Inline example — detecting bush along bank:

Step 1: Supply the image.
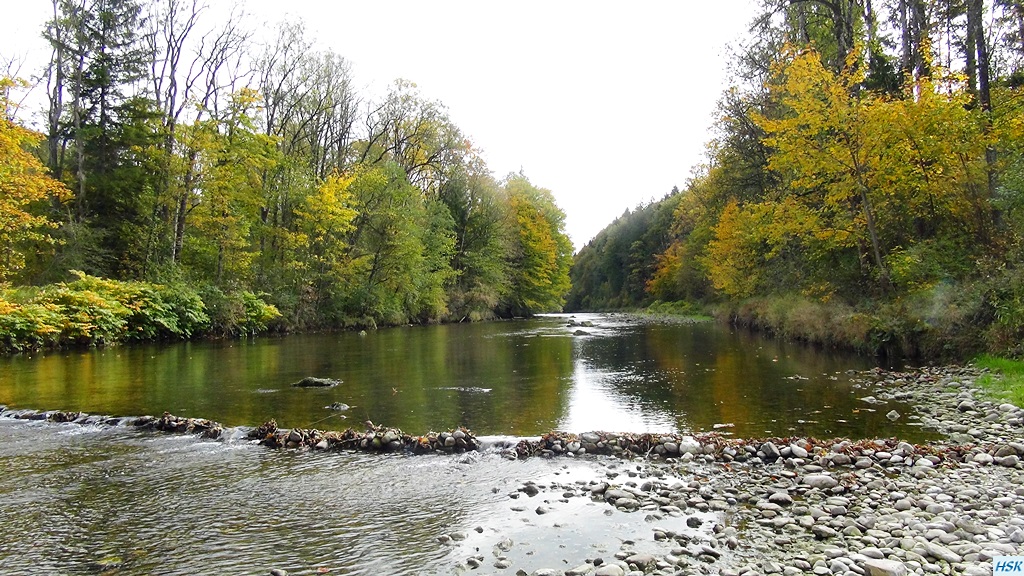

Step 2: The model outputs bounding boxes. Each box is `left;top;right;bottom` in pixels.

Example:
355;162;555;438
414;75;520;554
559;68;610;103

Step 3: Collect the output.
0;271;280;354
714;286;1024;360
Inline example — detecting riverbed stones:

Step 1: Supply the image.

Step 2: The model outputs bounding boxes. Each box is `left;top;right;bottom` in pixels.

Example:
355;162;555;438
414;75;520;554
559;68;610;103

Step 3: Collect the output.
593;564;625;576
566;563;595;575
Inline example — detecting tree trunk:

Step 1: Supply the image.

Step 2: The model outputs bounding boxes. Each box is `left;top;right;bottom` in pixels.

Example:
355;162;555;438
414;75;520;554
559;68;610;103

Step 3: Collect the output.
969;0;997;203
46;0;65;182
73;47;87;222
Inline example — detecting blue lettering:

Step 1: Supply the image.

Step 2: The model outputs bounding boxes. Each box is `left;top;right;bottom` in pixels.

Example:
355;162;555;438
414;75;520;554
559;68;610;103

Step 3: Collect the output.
995;558;1024;573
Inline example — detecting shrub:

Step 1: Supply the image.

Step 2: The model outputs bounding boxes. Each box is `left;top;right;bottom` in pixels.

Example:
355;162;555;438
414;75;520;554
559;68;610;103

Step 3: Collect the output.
199;285;280;336
0;273;213;352
0;296;63;353
39;280;130;346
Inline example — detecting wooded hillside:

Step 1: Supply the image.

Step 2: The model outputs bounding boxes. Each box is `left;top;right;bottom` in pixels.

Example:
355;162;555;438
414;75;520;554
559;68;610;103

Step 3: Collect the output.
0;0;573;347
570;0;1024;358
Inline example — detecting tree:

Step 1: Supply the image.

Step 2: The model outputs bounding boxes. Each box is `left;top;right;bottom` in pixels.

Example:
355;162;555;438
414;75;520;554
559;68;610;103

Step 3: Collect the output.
502;174;572;315
756;48;894;292
178;89;280;286
0;78;72;282
341;162;446;324
750;47;992;296
358;80;465;195
290;169;358;323
436;161;511;320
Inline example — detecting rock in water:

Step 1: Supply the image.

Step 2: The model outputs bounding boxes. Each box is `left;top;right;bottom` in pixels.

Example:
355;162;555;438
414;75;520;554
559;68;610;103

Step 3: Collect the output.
886;410;901;421
292;377;341;388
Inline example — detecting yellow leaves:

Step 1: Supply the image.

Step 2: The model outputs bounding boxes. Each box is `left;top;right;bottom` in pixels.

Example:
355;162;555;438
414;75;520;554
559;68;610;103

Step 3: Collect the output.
296;170;358;235
705;199;765;298
0;77;72;282
294;170;359;278
992;87;1024;153
744;47;993;294
505;177;573;312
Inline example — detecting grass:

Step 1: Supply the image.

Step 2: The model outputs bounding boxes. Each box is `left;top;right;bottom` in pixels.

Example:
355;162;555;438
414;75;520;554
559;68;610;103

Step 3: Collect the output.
973;354;1024;407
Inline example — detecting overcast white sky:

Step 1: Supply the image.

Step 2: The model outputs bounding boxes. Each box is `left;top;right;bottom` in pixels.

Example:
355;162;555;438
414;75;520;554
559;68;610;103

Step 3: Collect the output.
1;1;758;250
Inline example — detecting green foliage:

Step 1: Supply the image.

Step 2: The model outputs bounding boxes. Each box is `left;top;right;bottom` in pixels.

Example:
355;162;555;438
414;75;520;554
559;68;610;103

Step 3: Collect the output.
437;165;510;321
561;2;1024;360
0;296;64;353
196;285;280;337
1;1;589;347
567;191;682;311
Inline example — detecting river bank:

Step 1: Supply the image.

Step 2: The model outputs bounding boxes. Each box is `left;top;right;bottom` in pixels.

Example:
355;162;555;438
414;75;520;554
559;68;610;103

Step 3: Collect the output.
2;365;1023;575
469;365;1024;576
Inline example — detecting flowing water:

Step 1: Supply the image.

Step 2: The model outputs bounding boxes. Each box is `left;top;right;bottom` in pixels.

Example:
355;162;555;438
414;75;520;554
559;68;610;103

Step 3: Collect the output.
0;314;931;574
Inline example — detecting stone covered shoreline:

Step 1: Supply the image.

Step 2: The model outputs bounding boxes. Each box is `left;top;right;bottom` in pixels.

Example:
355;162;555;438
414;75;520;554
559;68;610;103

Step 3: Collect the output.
461;365;1024;576
3;365;1024;576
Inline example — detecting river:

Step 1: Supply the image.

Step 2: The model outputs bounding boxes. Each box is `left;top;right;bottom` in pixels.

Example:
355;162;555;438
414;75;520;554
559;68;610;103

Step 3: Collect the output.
0;314;932;574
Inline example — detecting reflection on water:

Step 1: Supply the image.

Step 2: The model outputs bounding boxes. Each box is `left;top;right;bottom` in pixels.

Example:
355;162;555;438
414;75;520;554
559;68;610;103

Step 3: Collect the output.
0;314;930;440
0;316;944;574
560;358;681;433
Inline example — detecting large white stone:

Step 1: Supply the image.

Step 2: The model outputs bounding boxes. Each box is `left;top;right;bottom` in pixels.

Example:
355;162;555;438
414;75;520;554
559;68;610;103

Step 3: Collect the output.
677;436;702;454
861;559;909;576
802;474;839;490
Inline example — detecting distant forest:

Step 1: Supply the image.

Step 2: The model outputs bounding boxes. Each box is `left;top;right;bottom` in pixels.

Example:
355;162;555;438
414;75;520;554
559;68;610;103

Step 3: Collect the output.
568;0;1024;358
1;0;573;350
